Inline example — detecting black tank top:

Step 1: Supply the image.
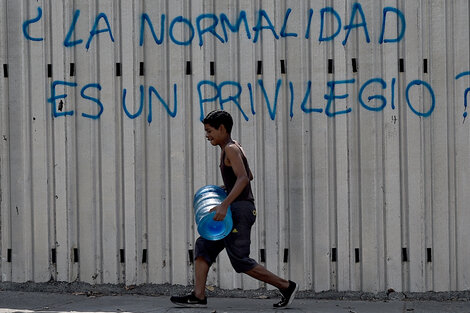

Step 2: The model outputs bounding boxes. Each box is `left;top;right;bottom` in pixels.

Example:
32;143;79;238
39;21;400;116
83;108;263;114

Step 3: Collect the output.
220;146;254;203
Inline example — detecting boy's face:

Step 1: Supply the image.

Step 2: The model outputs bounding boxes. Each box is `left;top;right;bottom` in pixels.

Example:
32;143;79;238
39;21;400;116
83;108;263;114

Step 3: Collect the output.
204;123;225;146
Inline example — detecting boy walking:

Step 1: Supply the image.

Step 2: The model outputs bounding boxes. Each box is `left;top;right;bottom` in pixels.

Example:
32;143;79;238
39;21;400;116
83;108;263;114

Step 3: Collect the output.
170;110;298;308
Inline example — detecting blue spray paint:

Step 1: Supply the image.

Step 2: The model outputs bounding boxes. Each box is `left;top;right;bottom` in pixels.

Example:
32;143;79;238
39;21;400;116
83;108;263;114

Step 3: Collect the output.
80;83;103;119
23;7;43;41
85;13;115;50
197;80;219;121
289;82;295;118
324;79;355;117
218;81;249;121
258;79;282;120
305;9;314;39
48;81;76;117
455;71;470;122
359;78;387;112
280;8;298;38
405;80;435;117
64;10;83;47
300;81;323;114
169;16;194;46
319;7;341;42
220;11;252;41
463;92;469;121
50;76;438;122
247;83;256;115
148;84;178;122
196;14;225;46
48;81;107;118
391;78;396;110
24;5;407;47
140;13;165;46
464;91;470;121
122;85;145;119
342;3;370;46
379;7;406;44
252;10;279;43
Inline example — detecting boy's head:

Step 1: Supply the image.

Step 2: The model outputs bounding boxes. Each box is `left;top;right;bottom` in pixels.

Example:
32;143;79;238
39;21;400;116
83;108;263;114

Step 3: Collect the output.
203;110;233;134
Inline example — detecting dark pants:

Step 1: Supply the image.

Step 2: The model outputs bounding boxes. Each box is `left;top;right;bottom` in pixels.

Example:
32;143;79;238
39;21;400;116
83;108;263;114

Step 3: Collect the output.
194;201;258;273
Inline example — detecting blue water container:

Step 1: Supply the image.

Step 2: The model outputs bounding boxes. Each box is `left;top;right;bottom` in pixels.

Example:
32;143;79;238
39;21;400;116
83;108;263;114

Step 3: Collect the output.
193;185;233;240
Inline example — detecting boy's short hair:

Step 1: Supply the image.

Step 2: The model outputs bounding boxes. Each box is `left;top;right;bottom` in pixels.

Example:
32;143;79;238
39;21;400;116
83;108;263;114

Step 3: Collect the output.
203;110;233;134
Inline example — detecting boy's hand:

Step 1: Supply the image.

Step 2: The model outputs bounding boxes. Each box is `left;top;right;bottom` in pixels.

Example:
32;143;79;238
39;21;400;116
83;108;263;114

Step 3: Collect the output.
210;203;228;221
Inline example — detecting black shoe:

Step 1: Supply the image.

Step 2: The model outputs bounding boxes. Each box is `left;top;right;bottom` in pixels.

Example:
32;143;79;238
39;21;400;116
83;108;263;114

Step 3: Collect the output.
273;280;299;308
170;292;207;307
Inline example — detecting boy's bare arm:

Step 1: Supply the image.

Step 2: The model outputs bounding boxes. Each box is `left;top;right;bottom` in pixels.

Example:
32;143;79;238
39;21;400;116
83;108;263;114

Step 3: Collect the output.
233;141;254;180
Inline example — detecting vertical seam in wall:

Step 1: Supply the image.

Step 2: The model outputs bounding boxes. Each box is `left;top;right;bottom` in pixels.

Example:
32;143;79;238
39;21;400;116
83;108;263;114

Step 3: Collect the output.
445;0;457;291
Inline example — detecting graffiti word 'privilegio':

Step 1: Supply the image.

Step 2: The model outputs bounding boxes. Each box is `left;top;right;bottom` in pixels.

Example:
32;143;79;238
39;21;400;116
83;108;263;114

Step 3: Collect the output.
47;77;442;123
24;3;405;48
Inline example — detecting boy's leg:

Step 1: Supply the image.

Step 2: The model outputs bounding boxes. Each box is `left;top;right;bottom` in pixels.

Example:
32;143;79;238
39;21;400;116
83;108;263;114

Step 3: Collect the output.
244;264;289;290
170;238;223;307
245;264;299;308
194;256;210;299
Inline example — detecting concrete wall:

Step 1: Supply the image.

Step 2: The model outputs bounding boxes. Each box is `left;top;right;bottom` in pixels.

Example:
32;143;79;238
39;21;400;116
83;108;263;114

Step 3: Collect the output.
0;0;469;292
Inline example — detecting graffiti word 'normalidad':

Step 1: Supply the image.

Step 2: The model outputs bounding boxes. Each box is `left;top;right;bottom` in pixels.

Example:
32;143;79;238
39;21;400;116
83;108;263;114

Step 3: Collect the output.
24;3;405;48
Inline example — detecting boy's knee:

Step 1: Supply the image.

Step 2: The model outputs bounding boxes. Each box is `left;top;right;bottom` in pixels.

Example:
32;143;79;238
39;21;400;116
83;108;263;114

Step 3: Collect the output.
195;255;212;269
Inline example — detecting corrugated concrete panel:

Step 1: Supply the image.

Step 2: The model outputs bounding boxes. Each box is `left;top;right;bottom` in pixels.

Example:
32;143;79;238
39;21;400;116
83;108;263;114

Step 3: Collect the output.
0;0;469;292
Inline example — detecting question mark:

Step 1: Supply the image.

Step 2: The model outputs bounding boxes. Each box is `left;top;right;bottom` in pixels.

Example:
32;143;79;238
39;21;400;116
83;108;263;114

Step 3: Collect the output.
463;91;469;121
455;71;470;123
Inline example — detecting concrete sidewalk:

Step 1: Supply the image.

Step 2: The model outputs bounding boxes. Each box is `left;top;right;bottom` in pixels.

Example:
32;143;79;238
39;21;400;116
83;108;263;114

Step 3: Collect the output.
0;291;469;313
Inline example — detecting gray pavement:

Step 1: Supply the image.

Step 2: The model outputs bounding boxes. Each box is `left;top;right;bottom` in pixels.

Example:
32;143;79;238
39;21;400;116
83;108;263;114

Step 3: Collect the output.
0;290;469;313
